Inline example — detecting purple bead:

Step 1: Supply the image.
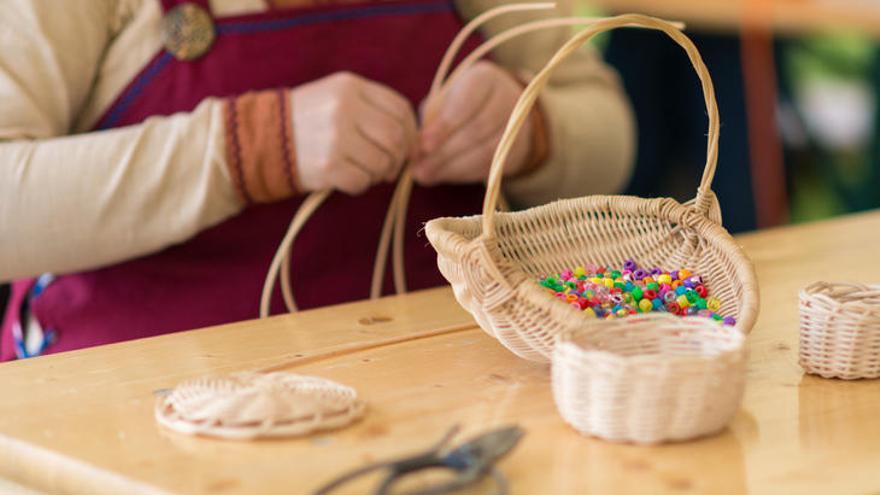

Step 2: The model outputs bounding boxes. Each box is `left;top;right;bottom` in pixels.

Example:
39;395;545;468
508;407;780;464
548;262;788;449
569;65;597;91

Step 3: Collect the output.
633;268;648;280
689;275;703;285
623;259;638;271
650;267;663;276
671;270;679;280
723;316;736;326
683;279;696;288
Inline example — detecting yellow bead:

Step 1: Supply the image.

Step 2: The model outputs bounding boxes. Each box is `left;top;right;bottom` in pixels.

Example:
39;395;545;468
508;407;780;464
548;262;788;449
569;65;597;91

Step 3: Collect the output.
604;278;614;288
574;266;586;277
658;274;672;285
583;307;596;317
707;297;721;311
679;269;692;280
638;298;653;312
677;295;690;308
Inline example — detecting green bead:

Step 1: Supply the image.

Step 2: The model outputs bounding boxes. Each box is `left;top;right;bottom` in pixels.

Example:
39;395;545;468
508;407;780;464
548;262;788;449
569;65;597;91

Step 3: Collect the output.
646;282;660;291
611;270;622;279
631;287;644;301
696;299;708;310
686;291;697;303
712;314;723;321
614;282;625;290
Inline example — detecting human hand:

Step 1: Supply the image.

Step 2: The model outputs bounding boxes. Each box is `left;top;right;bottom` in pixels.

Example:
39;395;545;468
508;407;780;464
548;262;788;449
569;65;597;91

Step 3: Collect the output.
411;61;536;185
292;72;418;195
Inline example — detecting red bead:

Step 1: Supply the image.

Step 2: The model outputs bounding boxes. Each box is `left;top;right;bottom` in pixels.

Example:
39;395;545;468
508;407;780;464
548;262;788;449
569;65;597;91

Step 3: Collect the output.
642;289;658;300
666;302;680;314
695;284;708;298
610;287;622;294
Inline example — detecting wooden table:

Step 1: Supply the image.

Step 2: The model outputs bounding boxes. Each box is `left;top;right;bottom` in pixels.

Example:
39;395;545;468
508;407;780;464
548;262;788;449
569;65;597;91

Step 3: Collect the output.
2;211;880;495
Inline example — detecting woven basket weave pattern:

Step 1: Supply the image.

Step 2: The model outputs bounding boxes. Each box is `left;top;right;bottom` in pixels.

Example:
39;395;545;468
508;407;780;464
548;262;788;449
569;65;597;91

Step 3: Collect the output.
155;372;365;440
425;15;759;362
552;316;747;444
799;282;880;380
430;196;756;361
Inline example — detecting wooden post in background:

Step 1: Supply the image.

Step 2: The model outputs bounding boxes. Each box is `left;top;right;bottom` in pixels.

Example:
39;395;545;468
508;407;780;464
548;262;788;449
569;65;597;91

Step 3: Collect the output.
741;0;789;227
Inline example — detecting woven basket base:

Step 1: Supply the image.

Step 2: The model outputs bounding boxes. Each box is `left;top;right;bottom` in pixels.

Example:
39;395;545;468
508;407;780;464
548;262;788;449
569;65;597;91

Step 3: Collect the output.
154;372;365;440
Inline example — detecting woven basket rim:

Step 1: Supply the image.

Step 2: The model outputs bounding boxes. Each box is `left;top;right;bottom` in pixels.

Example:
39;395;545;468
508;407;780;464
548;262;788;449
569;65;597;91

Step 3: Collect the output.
427;194;760;334
800;281;880;314
555;314;745;366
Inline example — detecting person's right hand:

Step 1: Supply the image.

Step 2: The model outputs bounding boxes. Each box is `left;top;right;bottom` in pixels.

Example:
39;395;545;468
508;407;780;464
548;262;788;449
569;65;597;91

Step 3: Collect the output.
292;72;418;195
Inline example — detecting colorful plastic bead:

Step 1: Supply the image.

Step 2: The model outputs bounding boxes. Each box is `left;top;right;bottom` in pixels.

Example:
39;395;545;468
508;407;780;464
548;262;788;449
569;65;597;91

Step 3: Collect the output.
538;261;734;325
707;297;721;311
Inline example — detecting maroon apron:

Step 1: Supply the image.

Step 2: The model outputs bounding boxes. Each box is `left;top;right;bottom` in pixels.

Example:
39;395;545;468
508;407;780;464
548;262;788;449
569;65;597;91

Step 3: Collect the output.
1;0;485;360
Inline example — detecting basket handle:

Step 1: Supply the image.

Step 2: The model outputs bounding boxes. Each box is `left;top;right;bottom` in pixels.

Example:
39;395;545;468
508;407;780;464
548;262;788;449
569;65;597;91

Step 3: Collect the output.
380;13;670;298
481;14;720;237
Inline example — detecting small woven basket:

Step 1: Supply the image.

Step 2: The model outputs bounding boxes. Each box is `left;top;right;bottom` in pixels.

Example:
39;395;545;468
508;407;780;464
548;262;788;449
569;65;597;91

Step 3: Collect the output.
425;14;759;362
799;281;880;380
552;315;747;444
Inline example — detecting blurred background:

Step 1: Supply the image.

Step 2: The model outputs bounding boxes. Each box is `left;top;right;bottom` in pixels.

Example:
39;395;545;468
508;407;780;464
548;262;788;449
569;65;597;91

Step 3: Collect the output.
579;0;880;233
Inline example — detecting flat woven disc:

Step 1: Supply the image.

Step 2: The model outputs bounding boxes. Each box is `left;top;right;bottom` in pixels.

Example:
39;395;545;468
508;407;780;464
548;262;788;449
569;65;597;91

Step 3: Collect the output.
155;372;365;440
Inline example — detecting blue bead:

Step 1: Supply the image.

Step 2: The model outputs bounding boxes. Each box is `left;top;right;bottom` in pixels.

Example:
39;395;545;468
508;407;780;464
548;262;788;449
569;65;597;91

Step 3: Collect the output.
652;298;663;309
675;286;687;296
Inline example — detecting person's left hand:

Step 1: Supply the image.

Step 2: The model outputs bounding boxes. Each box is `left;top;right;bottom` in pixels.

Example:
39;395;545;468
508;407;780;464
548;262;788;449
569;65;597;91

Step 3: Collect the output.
411;61;535;185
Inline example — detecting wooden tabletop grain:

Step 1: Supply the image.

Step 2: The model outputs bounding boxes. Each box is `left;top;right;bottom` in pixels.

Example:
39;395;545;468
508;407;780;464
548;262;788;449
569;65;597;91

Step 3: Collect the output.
2;210;880;495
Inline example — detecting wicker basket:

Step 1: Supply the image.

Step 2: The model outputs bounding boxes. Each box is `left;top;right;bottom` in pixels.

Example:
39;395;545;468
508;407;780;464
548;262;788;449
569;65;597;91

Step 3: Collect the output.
799;281;880;380
424;14;759;362
552;315;747;444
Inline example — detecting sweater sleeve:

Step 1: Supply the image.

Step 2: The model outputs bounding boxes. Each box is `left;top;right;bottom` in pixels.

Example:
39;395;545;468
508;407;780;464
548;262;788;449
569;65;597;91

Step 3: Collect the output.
454;0;637;207
0;0;272;282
